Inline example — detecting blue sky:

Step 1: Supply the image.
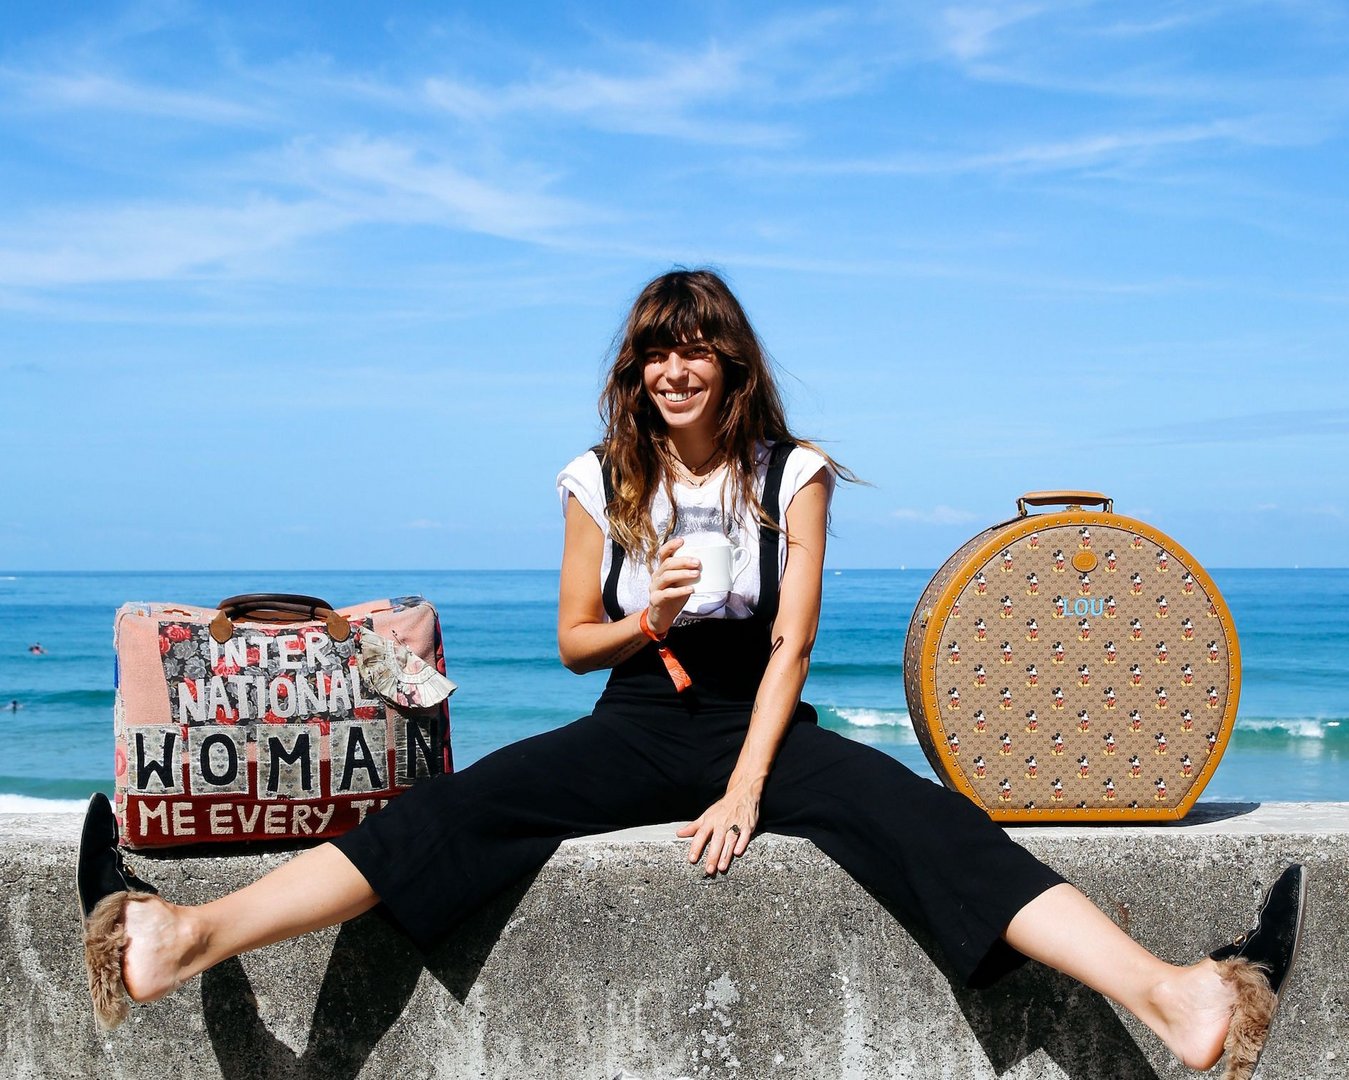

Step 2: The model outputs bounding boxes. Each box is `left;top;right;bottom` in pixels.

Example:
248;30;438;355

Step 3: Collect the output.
2;1;1347;570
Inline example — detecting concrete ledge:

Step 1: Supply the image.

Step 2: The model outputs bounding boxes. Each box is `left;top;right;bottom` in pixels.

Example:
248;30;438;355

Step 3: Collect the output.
2;803;1346;1080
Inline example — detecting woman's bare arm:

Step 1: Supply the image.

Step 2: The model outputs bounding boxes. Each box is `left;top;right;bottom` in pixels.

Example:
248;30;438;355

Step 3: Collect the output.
556;496;700;673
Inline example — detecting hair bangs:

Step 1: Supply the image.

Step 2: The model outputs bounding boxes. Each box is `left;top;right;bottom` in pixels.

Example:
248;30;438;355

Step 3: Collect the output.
630;275;733;356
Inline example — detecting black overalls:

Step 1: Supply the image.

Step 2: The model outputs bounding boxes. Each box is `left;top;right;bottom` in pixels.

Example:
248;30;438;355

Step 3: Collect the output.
333;447;1065;987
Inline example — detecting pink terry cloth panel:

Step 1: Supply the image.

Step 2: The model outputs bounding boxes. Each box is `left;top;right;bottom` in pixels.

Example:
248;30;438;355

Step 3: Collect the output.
114;607;176;729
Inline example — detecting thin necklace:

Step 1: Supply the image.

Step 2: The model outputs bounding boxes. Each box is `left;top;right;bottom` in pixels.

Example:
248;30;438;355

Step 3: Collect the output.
672;448;723;487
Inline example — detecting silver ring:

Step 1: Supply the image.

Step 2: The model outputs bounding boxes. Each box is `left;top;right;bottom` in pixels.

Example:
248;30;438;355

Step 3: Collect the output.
729;824;741;836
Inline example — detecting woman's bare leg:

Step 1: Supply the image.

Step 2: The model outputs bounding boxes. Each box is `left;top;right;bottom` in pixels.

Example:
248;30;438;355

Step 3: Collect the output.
1004;883;1235;1070
121;843;377;1003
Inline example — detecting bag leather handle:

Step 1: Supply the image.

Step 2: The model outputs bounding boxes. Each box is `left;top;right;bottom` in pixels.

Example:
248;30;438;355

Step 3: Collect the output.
210;593;351;644
1016;490;1113;517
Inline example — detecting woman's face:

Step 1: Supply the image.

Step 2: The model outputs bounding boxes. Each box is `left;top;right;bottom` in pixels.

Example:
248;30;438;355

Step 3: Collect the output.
641;339;725;437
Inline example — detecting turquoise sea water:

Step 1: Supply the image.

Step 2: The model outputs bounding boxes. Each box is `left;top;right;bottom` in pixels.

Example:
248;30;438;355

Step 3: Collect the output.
0;569;1345;806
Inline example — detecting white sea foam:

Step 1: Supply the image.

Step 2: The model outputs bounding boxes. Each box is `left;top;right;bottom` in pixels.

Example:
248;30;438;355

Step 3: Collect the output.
1237;718;1336;740
834;707;910;727
829;708;920;743
0;795;85;813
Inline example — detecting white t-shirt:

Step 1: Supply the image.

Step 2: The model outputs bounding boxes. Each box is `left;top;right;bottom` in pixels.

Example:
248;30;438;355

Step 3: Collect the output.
556;443;834;623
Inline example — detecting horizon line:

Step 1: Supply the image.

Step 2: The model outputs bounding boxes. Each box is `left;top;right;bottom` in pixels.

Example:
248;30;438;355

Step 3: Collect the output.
3;566;1347;575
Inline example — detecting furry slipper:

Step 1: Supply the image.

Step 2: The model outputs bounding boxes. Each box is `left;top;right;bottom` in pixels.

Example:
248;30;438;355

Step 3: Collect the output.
1211;865;1308;1080
84;891;157;1031
1216;957;1276;1080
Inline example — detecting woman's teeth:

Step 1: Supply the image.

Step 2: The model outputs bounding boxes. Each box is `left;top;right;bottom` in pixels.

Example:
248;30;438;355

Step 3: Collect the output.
664;390;692;402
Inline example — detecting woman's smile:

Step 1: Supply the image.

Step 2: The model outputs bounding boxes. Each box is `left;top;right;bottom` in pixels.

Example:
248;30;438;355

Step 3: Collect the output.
656;386;702;408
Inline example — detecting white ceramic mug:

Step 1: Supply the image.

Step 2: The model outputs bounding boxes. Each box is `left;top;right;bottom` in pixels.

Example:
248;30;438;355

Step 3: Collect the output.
680;534;750;611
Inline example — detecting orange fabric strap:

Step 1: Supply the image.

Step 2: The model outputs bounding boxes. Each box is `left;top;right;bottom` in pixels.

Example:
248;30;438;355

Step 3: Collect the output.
638;607;666;641
639;609;692;692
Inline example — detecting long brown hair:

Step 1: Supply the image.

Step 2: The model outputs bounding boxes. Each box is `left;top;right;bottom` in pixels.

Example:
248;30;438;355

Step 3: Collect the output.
599;269;849;561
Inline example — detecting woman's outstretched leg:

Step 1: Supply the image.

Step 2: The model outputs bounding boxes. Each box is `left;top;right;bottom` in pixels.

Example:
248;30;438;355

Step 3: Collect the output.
119;843;376;1004
1004;882;1237;1071
756;721;1291;1080
93;710;691;1027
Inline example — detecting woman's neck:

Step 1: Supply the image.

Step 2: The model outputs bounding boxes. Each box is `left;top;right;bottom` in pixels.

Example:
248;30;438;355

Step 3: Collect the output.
666;432;721;474
661;423;717;461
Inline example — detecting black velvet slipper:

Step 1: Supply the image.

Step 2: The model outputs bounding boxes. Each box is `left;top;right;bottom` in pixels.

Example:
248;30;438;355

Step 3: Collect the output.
1210;864;1307;1080
78;793;159;1030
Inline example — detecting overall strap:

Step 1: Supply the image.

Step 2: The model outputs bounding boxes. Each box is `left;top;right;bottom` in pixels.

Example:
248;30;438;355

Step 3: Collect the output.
598;442;797;625
596;449;626;623
756;440;797;626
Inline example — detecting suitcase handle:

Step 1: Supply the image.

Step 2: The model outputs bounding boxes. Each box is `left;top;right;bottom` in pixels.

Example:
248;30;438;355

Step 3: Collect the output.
210;593;351;644
1016;490;1113;516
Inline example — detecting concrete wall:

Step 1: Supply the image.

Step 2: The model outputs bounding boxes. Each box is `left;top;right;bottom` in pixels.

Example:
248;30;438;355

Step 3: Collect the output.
3;803;1345;1080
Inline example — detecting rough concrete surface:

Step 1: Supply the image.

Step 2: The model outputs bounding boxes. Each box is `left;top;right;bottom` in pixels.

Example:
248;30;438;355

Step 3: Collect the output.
2;803;1346;1080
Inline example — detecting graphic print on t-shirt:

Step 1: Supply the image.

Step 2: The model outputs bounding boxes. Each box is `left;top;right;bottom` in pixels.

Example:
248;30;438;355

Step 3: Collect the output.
672;504;740;545
671;504;749;620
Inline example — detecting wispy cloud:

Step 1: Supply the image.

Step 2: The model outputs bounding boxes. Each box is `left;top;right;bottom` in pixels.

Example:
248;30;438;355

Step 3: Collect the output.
0;197;347;287
939;3;1061;62
423;42;793;145
932;1;1349;122
0;67;267;125
940;0;1242;55
778;119;1258;178
1091;10;1219;38
301;135;598;240
891;505;981;525
1103;408;1349;447
419;8;894;146
0;132;603;289
965;121;1256;168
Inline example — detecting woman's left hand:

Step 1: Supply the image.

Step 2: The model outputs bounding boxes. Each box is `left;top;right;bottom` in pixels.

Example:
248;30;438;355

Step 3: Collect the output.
677;780;761;876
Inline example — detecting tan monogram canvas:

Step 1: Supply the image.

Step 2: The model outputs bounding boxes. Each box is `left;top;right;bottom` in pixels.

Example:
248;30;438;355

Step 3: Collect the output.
903;493;1239;822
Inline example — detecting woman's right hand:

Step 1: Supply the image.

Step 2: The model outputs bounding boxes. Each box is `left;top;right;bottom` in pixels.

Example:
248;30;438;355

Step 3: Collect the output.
646;537;700;636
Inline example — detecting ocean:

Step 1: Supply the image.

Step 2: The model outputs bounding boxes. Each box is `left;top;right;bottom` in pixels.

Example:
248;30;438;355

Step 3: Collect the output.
1;569;1345;811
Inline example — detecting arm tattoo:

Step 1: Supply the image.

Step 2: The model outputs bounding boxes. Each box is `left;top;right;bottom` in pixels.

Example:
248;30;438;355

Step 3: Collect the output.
600;637;646;668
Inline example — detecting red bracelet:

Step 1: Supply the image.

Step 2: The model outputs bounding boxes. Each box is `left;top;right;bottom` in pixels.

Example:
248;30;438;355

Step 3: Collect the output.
639;608;667;641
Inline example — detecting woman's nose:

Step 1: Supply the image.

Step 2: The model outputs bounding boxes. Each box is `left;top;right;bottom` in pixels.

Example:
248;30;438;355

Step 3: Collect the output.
662;350;687;377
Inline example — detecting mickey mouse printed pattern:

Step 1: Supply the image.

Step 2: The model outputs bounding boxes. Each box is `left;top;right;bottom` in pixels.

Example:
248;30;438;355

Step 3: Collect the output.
903;492;1240;822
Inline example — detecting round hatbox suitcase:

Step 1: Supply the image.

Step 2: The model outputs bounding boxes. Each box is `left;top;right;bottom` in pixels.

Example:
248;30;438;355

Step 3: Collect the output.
902;491;1240;821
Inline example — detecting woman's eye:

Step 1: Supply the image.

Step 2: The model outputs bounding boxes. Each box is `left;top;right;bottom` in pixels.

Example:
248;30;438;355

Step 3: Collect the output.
643;345;714;363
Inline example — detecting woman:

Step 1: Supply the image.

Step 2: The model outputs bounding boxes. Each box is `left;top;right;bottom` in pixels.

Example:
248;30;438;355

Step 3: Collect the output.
82;269;1297;1080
